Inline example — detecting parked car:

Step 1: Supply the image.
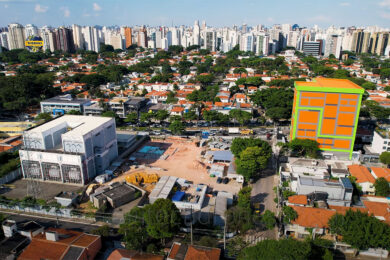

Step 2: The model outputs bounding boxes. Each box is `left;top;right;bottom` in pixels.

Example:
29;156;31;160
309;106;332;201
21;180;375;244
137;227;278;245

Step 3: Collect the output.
216;177;222;184
222;178;229;184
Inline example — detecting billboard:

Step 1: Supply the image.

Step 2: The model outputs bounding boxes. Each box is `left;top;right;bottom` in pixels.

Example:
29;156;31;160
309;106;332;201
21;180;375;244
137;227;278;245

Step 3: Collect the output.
25;35;44;52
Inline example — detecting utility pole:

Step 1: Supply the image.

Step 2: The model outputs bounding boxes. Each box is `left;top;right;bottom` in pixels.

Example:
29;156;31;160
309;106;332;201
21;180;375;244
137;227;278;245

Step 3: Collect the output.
223;221;227;250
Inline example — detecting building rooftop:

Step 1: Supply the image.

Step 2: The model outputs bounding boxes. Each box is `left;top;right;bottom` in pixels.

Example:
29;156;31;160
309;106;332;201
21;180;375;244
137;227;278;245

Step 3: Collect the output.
41;94;91;104
371;167;390;182
348;165;376;184
291;206;336;228
299;176;351;189
289;158;327;168
295;78;364;94
102;183;135;200
107;248;164;260
288;195;308;205
24;115;113;138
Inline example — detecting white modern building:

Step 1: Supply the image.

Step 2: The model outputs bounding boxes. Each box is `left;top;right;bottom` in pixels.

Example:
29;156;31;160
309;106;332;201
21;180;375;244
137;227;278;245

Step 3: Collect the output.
19;115;118;185
369;130;390;154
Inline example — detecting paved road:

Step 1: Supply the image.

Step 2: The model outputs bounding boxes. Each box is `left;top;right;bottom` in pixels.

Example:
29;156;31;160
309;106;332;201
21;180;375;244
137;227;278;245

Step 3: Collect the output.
250;152;279;239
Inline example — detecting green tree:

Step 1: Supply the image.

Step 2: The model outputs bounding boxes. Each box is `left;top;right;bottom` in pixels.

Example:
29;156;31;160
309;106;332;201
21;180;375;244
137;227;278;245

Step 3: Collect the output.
124;112;138;124
374;177;390;197
90;225;110;237
67;110;82;115
229;109;252;126
236;146;270;180
231;138;272;158
169;120;185;135
35;112;52;122
154;110;169;123
237;187;252;210
282;206;297;224
380;151;390;165
262;210;276;230
183;110;197;121
198;236;218;248
143;199;181;244
238;239;312;260
119;208;148;250
328;210;390;250
289;138;320;158
226;236;248;258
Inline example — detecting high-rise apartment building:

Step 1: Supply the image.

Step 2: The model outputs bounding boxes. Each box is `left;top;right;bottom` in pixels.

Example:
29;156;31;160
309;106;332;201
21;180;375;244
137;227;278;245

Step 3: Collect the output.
290;78;364;159
24;24;38;37
193;20;200;46
0;32;9;50
302;41;321;56
72;24;84;50
53;27;75;53
324;35;342;59
124;27;132;48
8;23;25;50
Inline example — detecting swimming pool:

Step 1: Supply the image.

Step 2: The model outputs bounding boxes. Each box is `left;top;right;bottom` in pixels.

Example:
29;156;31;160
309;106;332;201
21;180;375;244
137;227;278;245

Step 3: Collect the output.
138;145;165;155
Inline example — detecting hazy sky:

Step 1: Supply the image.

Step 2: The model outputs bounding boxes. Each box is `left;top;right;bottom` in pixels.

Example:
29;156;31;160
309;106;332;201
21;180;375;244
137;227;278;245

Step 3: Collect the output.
1;0;390;28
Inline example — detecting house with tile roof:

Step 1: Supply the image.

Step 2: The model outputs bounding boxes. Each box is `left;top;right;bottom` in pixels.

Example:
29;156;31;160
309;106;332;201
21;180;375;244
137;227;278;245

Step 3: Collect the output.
370;167;390;182
18;228;101;260
167;242;221;260
347;165;376;194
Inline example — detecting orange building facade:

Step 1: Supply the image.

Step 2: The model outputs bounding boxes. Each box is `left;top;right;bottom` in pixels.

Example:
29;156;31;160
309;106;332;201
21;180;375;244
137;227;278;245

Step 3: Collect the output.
290;78;364;159
124;27;132;48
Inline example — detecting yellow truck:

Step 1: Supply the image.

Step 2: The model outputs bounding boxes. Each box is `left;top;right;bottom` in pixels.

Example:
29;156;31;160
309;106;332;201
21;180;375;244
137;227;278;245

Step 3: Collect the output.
240;129;254;135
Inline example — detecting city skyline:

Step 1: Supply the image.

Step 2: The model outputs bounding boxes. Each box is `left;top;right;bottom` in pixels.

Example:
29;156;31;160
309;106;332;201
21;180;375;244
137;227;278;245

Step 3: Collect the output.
1;0;390;28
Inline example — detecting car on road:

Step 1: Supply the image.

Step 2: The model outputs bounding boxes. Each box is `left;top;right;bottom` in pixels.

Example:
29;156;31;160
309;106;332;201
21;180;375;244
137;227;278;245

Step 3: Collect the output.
222;178;229;184
253;202;261;214
216;177;222;184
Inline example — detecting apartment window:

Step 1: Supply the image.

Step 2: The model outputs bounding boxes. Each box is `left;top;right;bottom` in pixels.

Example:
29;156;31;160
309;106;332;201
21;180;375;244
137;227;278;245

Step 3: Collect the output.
95;132;100;137
384;141;388;144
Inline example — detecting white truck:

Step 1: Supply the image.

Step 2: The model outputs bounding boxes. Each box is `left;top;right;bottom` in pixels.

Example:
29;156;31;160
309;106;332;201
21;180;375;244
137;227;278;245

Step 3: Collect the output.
228;127;240;134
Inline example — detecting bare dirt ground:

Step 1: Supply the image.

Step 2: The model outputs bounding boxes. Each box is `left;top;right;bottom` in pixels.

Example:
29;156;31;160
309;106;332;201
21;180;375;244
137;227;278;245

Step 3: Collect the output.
112;137;242;195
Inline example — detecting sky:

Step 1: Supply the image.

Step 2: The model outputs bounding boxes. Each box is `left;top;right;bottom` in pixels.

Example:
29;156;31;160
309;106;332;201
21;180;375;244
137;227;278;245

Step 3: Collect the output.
0;0;390;28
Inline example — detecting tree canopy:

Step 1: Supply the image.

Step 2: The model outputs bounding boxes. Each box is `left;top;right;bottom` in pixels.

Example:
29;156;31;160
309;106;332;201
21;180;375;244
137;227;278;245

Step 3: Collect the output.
329;210;390;250
374;177;390;197
238;239;312;260
289;138;320;158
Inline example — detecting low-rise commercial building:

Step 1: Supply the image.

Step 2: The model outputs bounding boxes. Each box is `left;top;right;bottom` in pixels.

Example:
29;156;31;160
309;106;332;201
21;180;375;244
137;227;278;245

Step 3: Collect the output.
40;94;91;115
19;115;118;185
296;176;353;206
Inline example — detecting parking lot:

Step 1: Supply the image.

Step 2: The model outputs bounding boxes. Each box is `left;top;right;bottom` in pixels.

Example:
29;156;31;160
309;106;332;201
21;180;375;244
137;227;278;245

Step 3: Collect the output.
1;179;83;201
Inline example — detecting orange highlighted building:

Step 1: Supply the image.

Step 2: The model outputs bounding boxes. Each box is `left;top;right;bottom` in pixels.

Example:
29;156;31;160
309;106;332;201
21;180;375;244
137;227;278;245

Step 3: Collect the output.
290;78;364;159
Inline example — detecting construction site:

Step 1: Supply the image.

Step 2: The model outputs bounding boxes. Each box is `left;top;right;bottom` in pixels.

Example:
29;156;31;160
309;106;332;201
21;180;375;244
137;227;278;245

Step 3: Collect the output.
111;137;242;195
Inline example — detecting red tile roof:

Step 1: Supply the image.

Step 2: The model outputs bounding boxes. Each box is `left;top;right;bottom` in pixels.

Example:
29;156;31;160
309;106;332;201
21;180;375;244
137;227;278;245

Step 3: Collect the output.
108;248;164;260
288;195;308;205
185;245;221;260
291;206;336;228
348;165;376;184
371;167;390;182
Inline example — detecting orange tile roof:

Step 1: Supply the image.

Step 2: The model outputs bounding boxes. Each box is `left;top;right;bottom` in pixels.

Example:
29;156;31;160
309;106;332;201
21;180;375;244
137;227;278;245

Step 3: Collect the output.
370;167;390;182
18;239;69;260
348;165;376;184
288;195;308;205
108;249;164;260
240;103;251;108
184;245;221;260
291;206;336;228
168;243;181;259
171;107;184;113
362;200;390;224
